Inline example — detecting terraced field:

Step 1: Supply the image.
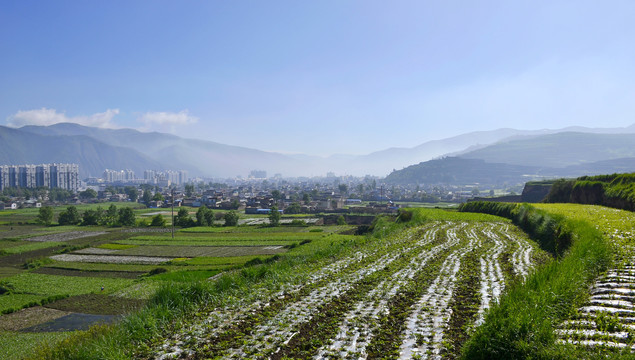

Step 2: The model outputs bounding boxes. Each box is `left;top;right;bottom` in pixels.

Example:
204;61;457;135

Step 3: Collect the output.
153;221;547;359
534;204;635;352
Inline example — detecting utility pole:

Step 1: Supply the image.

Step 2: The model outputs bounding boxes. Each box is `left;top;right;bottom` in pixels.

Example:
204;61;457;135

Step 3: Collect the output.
171;187;175;239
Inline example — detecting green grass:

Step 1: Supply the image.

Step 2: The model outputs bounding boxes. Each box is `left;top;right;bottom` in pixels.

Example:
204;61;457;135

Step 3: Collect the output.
43;261;164;273
0;241;64;255
2;273;135;297
117;238;299;246
0;332;73;360
106;245;287;258
149;269;220;282
97;243;137;250
0;294;45;314
179;225;343;234
459;202;612;359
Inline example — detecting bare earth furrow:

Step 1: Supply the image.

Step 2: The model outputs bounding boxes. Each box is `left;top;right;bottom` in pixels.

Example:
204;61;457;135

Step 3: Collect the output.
399;224;476;359
315;226;457;359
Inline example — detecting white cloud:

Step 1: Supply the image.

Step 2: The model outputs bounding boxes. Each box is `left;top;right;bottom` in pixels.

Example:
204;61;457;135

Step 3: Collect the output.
7;108;120;128
138;110;199;133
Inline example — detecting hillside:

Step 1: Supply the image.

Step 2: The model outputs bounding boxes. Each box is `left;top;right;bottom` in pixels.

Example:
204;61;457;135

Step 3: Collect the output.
384;132;635;185
19;123;305;178
10;124;635;179
460;132;635;167
383;157;543;185
0;126;162;177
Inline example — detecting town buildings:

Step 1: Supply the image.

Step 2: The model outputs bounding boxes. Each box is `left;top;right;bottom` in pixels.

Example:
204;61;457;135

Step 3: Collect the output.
0;163;79;191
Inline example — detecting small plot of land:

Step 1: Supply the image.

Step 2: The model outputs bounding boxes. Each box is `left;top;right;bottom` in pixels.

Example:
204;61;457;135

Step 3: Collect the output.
24;231;107;242
32;267;145;279
22;313;121;332
93;245;286;257
44;294;145;315
0;307;71;332
50;254;173;265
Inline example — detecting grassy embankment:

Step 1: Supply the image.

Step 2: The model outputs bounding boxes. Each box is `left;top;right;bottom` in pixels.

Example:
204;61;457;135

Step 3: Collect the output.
544;172;635;211
458;202;612;359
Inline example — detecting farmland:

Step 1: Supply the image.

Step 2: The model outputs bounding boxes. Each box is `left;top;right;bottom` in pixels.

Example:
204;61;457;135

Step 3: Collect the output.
144;218;547;359
2;202;633;359
0;205;332;360
534;204;635;354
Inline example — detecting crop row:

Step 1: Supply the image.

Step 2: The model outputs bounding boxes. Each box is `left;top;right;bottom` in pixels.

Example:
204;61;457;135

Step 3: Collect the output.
151;221;543;359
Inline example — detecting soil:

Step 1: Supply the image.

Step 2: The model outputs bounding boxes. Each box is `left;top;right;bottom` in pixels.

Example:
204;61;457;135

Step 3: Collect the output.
0;246;66;267
0;306;71;331
20;312;121;332
25;231;107;242
44;293;146;315
33;267;145;279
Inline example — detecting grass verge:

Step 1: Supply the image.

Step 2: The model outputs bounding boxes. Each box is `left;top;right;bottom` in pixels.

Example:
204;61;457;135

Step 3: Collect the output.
458;202;612;359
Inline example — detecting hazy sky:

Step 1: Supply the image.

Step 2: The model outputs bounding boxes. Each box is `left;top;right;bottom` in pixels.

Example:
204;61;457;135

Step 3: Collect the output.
1;1;634;156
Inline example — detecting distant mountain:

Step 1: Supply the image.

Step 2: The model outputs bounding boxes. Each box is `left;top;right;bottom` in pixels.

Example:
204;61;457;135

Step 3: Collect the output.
384;157;543;185
0;126;162;177
10;122;635;179
19;123;307;178
385;132;635;185
332;124;635;176
460;132;635;168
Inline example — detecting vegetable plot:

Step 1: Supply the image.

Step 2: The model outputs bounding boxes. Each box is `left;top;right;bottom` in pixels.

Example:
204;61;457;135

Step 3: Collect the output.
153;221;544;359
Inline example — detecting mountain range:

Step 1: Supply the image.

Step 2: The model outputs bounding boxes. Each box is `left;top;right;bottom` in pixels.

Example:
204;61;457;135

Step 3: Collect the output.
1;122;634;180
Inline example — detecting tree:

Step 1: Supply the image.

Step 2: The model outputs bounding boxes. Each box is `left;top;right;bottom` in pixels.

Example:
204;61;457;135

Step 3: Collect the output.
185;184;195;197
338;184;348;195
230;199;241;210
175;207;195;227
58;206;81;225
81;208;104;226
271;190;281;202
285;202;302;214
150;214;166;227
153;192;164;202
196;205;213;226
103;204;118;226
142;190;152;204
224;210;239;226
125;186;139;202
302;193;311;205
37;206;54;226
269;205;281;227
337;215;347;225
117;207;136;226
79;188;97;199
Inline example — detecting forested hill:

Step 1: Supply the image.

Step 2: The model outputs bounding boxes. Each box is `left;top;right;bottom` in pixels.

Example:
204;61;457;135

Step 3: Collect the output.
543;173;635;211
383;157;542;185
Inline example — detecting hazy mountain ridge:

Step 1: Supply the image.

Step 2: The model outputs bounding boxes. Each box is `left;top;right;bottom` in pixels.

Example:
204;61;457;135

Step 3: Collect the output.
385;131;635;185
0;126;162;177
9;122;635;179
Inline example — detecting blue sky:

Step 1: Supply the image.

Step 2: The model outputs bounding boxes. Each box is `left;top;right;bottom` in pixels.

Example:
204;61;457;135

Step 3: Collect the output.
1;1;634;156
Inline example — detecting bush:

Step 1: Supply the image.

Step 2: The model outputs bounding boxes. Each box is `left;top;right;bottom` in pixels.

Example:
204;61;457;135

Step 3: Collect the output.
289;219;307;226
148;267;168;276
224;211;239;226
150;214;166;227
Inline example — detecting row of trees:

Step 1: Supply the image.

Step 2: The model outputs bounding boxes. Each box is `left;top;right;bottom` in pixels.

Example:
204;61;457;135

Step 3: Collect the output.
173;205;241;228
37;205;136;227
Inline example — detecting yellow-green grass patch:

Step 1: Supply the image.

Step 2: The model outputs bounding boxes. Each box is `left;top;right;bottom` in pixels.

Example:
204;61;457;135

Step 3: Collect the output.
112;245;287;257
97;243;137;250
2;273;135;297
